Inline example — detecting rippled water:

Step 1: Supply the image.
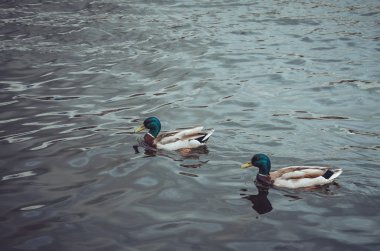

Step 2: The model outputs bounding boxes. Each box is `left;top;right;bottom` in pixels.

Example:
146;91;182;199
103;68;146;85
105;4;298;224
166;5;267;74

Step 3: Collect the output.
1;0;380;250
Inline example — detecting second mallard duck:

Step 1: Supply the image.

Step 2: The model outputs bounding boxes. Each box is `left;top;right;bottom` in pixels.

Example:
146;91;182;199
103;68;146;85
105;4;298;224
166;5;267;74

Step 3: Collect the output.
135;117;214;151
241;154;342;189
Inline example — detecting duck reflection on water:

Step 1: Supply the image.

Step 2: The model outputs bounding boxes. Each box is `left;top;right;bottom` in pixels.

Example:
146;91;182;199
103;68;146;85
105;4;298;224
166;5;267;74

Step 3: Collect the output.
241;179;273;215
134;140;209;155
133;138;210;168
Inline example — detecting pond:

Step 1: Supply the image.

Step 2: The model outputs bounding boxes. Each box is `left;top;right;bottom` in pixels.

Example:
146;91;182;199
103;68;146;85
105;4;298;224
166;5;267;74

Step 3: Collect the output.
1;0;379;250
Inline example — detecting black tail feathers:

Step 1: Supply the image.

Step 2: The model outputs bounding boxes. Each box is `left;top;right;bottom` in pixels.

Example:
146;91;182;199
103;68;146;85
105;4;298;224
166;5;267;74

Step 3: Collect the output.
322;170;334;179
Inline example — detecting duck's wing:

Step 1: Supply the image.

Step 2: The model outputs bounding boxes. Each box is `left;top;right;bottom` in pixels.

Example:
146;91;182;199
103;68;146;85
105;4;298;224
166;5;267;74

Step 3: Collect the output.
157;126;207;144
271;166;342;188
155;127;214;150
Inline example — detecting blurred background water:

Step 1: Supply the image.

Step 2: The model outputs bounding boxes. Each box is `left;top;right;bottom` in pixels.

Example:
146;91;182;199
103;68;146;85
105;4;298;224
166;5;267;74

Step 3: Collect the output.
1;0;380;250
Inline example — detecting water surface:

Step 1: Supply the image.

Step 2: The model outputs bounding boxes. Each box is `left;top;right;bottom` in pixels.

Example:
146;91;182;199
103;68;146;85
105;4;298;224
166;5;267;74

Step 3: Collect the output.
1;0;380;250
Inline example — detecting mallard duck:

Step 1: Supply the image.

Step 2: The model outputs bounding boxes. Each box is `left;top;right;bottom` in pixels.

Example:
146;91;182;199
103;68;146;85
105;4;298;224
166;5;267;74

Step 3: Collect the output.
241;154;342;189
134;117;214;151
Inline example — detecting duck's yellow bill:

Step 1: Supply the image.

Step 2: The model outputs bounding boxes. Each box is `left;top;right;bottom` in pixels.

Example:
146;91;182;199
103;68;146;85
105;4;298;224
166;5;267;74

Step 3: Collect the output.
241;161;253;169
135;124;146;133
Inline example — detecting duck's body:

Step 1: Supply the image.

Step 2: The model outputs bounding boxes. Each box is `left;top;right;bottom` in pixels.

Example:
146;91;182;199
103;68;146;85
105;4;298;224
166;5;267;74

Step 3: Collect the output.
135;117;214;151
242;154;342;189
268;165;342;188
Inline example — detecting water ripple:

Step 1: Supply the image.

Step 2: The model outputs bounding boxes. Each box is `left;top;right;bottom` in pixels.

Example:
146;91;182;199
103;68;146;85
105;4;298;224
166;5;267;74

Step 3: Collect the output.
2;171;37;181
1;0;379;250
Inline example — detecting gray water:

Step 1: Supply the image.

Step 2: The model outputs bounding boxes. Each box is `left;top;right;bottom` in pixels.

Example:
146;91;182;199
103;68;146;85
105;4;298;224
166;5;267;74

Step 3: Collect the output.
1;0;380;250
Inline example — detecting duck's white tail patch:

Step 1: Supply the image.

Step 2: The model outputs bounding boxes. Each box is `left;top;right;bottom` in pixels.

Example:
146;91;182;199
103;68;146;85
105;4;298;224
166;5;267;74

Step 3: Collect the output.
201;129;214;142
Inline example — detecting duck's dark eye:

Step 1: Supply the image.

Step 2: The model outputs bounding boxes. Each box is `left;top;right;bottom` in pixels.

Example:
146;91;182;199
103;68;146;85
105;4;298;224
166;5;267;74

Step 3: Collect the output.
252;155;260;162
144;119;152;127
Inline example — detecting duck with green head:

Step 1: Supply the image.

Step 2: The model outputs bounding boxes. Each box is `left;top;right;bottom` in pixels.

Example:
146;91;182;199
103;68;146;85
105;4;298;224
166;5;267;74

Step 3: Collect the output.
241;154;342;188
135;117;214;151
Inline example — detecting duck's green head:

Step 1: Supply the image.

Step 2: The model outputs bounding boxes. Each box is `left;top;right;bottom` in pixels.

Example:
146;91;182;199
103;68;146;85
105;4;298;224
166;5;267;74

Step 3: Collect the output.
135;117;161;138
241;154;271;175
